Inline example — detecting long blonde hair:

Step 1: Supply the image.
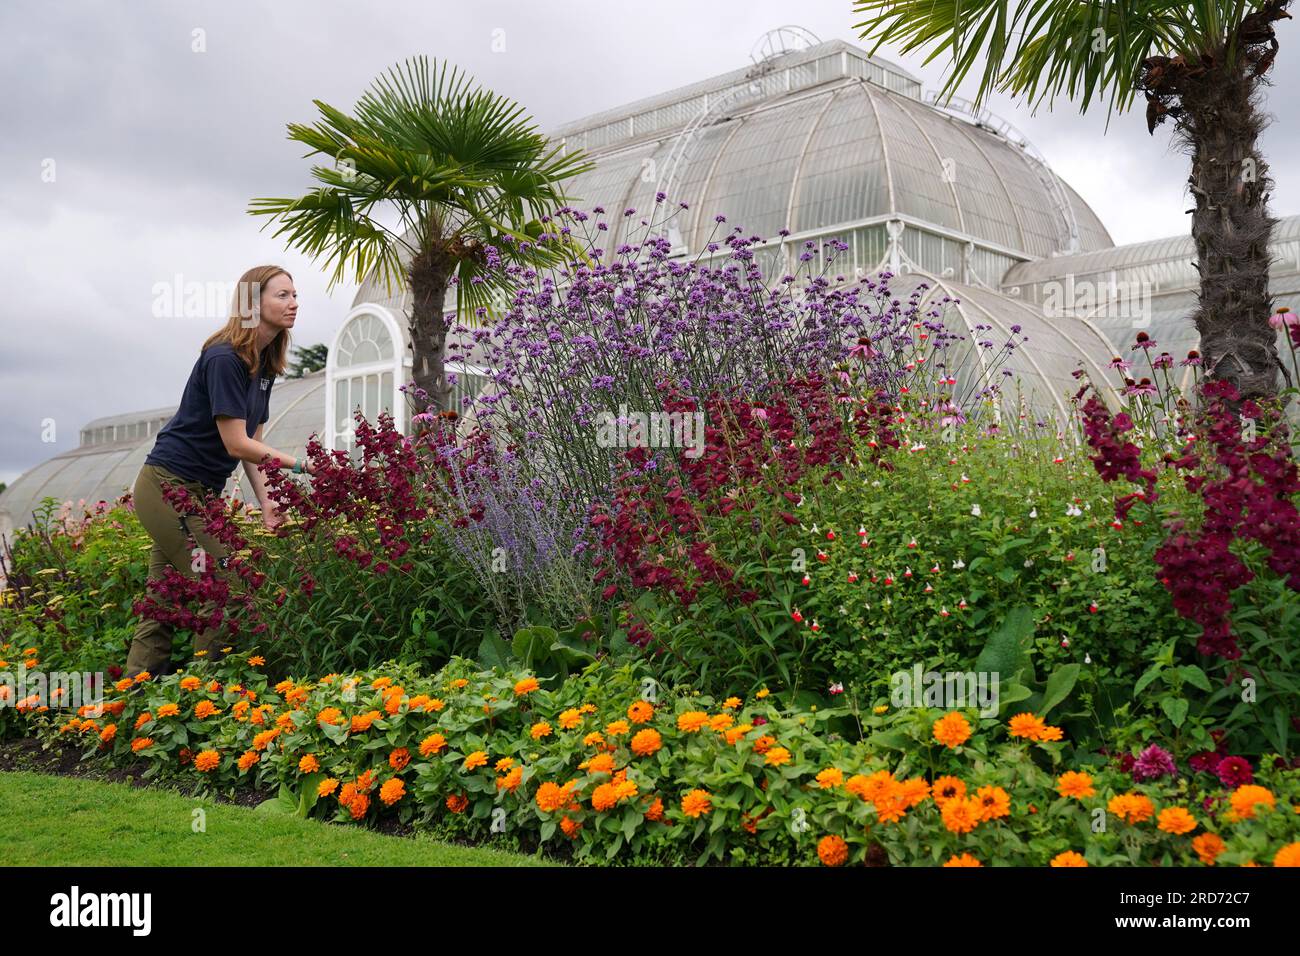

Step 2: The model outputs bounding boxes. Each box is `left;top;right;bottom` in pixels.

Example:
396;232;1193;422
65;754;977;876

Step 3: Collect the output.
201;265;293;375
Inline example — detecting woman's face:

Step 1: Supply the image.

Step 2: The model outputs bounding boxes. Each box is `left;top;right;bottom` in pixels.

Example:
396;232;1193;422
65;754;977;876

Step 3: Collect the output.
259;272;297;335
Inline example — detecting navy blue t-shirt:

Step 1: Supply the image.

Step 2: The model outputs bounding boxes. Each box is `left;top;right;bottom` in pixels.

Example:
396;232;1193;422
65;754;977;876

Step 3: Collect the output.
145;342;275;494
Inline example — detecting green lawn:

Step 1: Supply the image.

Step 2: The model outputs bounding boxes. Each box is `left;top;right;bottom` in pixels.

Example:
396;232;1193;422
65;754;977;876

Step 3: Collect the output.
0;771;554;866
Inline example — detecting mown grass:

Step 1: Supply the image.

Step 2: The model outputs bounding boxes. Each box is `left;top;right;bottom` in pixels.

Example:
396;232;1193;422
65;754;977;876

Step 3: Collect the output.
0;771;555;866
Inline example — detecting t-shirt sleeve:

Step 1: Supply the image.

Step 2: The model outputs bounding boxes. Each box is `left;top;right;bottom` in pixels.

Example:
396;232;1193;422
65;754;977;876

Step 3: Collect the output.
206;353;250;421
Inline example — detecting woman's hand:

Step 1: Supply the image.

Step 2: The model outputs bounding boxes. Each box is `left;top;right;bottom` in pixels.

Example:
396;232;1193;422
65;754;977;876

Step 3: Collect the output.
262;502;286;531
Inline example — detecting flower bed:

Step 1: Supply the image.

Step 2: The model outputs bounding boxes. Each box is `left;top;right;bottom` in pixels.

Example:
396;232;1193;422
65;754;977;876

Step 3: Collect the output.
9;652;1298;866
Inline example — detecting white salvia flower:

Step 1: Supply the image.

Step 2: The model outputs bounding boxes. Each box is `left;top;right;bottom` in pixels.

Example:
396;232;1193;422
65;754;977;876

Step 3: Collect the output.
1084;653;1092;664
953;557;966;569
1029;508;1038;518
970;503;982;517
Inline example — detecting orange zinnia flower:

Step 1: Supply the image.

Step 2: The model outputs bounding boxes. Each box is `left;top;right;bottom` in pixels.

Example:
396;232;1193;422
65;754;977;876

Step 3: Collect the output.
419;733;447;757
156;702;180;718
298;754;320;774
604;719;630;737
627;700;654;724
631;728;662;757
513;676;540;696
931;775;966;806
497;766;523;793
944;853;982;867
349;793;370;819
446;793;469;813
1229;785;1275;820
1192;832;1225;865
463;750;488;771
816;767;844;789
1157;806;1198;835
941;796;982;834
817;834;849;867
644;797;665;821
559;708;583;730
131;737;154;752
316;707;342;726
1050;851;1088;867
237;750;259;772
535;782;573;813
1273;842;1300;867
559;815;582;838
318;777;339;798
974;785;1010;821
1008;712;1046;739
389;748;410;771
1057;771;1096;800
932;711;972;749
681;789;713;818
194;750;220;773
379;778;405;806
676;711;709;733
530;721;552;740
179;676;201;692
765;747;791;767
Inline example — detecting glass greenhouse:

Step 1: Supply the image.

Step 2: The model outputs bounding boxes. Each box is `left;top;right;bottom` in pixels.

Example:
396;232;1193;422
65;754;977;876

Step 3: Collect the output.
4;35;1299;545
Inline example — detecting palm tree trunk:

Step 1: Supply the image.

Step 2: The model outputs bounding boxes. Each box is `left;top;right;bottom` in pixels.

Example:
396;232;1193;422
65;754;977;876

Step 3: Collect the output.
1179;62;1279;399
408;248;455;418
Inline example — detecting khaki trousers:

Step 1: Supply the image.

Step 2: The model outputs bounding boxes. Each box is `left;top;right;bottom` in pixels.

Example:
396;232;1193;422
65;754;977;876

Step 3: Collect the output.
123;463;233;677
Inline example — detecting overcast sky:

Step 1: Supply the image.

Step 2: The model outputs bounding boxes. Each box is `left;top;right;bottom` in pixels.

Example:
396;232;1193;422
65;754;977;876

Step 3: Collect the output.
3;0;1298;485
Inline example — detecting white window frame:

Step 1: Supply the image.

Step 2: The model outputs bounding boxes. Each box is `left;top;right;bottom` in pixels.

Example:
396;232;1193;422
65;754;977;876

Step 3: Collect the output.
325;304;411;453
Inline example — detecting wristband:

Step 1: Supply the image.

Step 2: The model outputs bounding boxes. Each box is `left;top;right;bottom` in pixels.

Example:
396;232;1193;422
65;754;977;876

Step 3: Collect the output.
291;460;304;475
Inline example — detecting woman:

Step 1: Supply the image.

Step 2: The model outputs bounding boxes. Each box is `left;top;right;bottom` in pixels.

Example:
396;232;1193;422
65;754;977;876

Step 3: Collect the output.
124;265;314;678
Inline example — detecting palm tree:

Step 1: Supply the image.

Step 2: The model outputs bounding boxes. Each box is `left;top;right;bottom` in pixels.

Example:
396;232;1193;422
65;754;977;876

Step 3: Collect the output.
852;0;1292;399
250;56;593;415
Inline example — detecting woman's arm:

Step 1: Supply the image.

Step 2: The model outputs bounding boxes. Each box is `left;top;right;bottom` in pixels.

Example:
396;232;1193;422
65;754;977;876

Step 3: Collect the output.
216;416;313;473
241;424;280;527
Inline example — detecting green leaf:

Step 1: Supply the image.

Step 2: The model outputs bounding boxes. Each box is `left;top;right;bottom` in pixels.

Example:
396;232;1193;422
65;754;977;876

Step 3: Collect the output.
973;605;1034;683
1177;665;1212;692
1161;697;1189;728
476;630;512;670
512;625;558;668
1039;664;1080;717
1133;663;1164;698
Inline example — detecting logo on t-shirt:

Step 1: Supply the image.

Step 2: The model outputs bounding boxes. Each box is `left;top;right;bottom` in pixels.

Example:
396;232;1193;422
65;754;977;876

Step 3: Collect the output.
259;377;271;391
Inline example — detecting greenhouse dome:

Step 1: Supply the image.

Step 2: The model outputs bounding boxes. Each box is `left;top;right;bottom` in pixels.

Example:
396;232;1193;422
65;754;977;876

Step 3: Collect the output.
5;31;1300;545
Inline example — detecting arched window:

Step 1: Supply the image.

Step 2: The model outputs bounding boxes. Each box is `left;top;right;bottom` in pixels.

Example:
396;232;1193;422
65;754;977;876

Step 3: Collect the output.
326;306;408;455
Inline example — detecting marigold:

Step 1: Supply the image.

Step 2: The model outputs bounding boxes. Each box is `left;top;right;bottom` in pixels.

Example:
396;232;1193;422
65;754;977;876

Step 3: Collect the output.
584;752;615;775
932;711;972;749
194;750;220;773
932;775;966;806
941;796;982;834
627;700;654;724
1008;712;1047;739
1050;851;1088;867
349;793;370;819
463;750;488;771
155;702;179;718
816;767;844;789
1057;771;1096;800
1273;842;1300;867
1157;806;1198;835
389;748;410;771
318;777;339;798
497;766;523;793
899;777;932;808
379;778;405;806
631;728;662;757
530;721;552;740
1229;785;1276;820
765;747;792;767
974;785;1010;821
817;834;849;867
237;750;259;772
513;676;540;696
681;788;713;818
676;711;709;733
645;797;665;821
446;793;469;813
419;733;447;757
709;713;735;732
1108;792;1156;824
1192;832;1225;866
535;782;573;813
944;853;982;867
131;737;154;752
